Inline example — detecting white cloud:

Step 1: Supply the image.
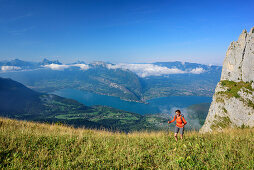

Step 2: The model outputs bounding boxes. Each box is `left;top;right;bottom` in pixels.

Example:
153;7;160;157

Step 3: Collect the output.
72;64;89;70
1;66;21;71
107;64;206;77
107;63;186;77
43;64;89;71
43;64;70;70
189;67;205;74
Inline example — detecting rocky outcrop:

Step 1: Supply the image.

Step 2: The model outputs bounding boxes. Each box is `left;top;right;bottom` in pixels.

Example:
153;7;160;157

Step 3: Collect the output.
200;27;254;133
221;27;254;82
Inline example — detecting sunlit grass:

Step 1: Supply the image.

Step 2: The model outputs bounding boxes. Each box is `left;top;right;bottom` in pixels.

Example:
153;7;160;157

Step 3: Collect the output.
0;117;253;169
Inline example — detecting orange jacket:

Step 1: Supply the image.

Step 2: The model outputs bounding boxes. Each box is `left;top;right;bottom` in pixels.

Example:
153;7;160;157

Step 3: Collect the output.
168;114;187;128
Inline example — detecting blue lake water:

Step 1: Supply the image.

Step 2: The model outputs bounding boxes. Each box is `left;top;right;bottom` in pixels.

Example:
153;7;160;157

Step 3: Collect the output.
53;89;212;115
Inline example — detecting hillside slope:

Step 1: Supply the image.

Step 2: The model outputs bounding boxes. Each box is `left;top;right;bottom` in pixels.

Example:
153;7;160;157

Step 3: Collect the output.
0;77;163;132
200;27;254;133
0;117;253;169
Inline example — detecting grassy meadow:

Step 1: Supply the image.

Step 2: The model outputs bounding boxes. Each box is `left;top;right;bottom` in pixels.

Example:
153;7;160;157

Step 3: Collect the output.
0;117;253;169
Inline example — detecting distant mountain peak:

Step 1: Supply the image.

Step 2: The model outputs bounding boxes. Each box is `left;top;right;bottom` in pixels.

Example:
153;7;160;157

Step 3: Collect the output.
40;58;62;65
90;61;111;67
72;60;86;64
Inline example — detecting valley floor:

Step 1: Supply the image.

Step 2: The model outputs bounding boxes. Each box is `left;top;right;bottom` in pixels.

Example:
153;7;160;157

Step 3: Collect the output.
0;117;253;169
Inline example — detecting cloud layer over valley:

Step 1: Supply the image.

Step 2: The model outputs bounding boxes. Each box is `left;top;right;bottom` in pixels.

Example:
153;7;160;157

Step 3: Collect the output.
107;63;205;77
0;59;210;77
43;64;89;70
1;66;21;71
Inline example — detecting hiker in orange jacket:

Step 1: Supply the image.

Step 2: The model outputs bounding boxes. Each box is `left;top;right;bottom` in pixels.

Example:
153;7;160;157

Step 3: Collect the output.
168;110;187;141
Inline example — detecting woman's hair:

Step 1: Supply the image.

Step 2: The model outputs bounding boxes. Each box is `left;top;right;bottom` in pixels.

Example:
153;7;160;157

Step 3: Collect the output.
175;110;181;113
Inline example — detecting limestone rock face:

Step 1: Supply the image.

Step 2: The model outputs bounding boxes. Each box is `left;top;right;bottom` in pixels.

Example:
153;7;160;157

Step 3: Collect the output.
242;27;254;82
200;27;254;133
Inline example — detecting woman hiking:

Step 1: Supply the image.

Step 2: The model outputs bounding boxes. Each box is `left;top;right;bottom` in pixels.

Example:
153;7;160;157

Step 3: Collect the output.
168;110;187;141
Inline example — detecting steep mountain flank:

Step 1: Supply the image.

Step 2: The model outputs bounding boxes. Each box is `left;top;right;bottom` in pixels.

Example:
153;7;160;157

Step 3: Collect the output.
0;77;166;132
200;27;254;133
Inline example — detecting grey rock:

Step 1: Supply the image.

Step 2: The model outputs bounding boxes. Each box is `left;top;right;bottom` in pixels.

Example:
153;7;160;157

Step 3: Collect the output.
220;30;247;81
200;27;254;133
242;27;254;82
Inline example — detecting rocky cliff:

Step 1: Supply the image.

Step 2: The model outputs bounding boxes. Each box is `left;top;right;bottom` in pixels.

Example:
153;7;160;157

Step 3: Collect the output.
200;27;254;133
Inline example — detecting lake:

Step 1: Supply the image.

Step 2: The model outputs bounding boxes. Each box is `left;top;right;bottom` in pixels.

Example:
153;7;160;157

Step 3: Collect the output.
53;89;212;115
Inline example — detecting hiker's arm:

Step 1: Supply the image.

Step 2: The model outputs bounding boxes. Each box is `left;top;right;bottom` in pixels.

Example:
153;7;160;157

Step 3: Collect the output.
168;116;176;123
182;116;187;125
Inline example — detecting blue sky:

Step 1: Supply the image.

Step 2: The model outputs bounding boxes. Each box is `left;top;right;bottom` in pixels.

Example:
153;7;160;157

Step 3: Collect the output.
0;0;253;65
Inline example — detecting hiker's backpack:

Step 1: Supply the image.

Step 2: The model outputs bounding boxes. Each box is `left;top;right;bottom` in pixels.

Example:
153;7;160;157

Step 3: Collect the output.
174;114;184;123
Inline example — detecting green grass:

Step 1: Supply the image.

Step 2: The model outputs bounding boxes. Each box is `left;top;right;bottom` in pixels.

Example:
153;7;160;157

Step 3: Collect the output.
247;99;254;109
211;115;232;130
219;80;253;98
222;107;228;113
218;80;254;109
0;117;253;169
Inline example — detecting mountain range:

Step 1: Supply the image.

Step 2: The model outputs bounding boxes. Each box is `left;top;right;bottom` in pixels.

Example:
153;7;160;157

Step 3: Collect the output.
0;59;222;102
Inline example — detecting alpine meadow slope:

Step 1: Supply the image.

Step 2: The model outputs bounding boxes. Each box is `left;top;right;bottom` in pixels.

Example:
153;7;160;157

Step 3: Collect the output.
0;117;253;169
0;77;167;132
200;27;254;133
